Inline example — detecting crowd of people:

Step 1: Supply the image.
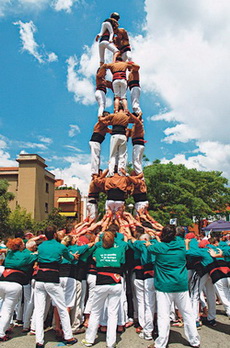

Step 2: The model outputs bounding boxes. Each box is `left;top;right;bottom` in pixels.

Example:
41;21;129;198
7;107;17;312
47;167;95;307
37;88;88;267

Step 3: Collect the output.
0;11;229;348
0;212;229;348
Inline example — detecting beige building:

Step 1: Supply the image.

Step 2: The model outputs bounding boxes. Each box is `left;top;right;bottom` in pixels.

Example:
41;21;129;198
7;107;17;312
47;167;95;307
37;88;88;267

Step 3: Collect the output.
0;154;55;221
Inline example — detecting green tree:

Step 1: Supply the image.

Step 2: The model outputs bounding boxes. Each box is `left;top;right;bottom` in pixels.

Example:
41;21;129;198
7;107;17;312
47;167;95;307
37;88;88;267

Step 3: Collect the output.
33;208;67;231
0;180;14;237
144;162;230;229
8;206;34;236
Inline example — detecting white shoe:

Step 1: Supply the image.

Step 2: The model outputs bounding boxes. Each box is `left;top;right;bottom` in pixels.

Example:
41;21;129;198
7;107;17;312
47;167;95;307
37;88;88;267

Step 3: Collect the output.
139;332;144;339
144;333;153;340
81;339;93;347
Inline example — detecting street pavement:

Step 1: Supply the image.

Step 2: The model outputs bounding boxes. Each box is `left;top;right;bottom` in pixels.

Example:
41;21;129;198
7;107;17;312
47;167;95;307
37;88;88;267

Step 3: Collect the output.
1;305;229;348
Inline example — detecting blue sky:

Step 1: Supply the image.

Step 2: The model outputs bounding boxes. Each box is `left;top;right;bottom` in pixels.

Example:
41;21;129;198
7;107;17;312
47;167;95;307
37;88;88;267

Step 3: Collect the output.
1;0;230;194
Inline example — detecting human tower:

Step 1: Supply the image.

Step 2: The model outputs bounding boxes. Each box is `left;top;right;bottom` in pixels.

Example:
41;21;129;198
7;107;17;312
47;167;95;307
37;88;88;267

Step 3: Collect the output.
87;11;149;220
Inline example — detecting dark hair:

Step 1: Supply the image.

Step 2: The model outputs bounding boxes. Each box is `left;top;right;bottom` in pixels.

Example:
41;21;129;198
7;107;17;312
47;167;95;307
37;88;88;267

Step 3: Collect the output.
15;230;24;239
141;221;153;229
116;56;123;62
66;224;73;234
102;231;115;249
108;223;119;234
135;226;145;234
44;226;56;240
160;225;176;243
110;12;120;21
208;236;220;245
176;226;185;239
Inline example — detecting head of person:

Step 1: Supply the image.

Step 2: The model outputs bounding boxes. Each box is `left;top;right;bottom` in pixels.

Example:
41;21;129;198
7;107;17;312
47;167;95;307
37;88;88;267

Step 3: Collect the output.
108;223;119;236
15;230;24;239
26;240;37;252
115;56;123;62
133;225;145;239
56;229;66;242
208;236;219;246
102;231;115;249
139;233;150;242
102;111;110;117
61;235;73;247
6;238;24;251
160;225;176;243
65;224;74;235
44;226;57;240
186;232;196;240
176;226;185;239
110;12;120;21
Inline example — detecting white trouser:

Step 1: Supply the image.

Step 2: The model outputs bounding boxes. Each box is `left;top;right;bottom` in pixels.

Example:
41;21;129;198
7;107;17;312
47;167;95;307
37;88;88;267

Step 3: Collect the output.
95;89;106;116
80;279;87;318
112;79;127;99
86;202;98;220
134;201;149;212
86;283;122;347
71;280;82;332
84;274;96;315
23;280;35;329
89;141;101;175
118;276;128;326
99;41;119;63
105;200;125;214
155;291;200;348
109;134;127;176
144;278;156;335
190;273;216;321
122;50;132;62
35;281;72;345
0;281;22;338
15;290;23;321
214;277;230;317
131;273;145;328
130;86;141;114
30;288;51;332
132;144;144;174
60;277;77;309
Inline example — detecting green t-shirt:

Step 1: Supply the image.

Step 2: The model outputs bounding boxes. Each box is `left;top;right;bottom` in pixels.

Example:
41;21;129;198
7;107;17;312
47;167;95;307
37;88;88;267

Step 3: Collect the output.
148;238;188;293
38;239;74;264
218;241;230;261
93;245;125;268
4;248;37;272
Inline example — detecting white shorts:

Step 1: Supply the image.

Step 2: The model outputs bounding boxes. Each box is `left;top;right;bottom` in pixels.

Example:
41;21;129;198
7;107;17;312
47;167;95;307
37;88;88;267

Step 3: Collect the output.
112;79;127;99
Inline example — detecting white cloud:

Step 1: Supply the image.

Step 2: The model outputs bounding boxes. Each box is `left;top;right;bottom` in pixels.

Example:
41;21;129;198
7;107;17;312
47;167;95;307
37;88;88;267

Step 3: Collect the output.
52;0;79;13
47;52;58;62
130;0;230;146
161;141;230;181
14;20;44;63
64;145;83;152
38;136;53;144
0;137;17;167
16;141;48;150
68;124;80;137
66;55;95;105
14;20;58;64
52;155;91;195
0;0;11;17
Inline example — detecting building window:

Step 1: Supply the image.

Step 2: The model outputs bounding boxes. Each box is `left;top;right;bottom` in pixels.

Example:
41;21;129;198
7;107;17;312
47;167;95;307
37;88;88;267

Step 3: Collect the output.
45;202;48;213
46;183;49;193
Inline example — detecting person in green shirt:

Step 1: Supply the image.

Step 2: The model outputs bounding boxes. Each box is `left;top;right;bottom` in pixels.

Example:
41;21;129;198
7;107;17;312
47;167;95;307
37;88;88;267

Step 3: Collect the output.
34;226;78;348
146;225;200;348
0;237;37;341
82;230;126;348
